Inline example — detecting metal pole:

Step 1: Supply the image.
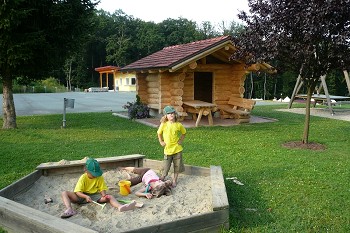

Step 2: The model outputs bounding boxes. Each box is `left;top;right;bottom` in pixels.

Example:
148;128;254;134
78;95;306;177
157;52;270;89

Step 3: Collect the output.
62;98;67;128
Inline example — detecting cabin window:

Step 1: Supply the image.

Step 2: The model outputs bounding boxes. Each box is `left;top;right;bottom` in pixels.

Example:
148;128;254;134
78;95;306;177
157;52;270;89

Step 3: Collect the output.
194;72;213;103
131;78;136;85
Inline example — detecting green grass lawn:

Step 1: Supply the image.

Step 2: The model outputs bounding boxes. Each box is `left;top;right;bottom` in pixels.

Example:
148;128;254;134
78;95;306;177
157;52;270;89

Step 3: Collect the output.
1;104;350;232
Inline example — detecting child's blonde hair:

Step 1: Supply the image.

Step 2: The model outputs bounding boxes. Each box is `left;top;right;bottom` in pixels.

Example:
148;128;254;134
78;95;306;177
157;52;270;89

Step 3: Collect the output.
160;114;178;123
151;180;172;197
160;106;178;123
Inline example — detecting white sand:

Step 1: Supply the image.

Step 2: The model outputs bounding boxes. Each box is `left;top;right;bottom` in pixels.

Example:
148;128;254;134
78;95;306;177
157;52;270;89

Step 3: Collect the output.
13;168;212;232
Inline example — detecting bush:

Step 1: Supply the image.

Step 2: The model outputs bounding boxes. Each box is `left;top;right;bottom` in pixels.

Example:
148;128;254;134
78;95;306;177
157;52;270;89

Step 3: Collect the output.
1;77;67;94
123;95;150;119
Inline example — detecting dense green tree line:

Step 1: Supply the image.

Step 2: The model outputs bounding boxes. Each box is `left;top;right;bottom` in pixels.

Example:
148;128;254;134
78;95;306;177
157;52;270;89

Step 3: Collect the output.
66;9;245;90
58;9;350;99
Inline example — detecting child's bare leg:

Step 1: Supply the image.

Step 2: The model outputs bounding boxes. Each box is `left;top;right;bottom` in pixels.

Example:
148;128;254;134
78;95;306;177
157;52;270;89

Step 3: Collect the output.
107;195;136;212
61;191;78;218
61;191;78;210
172;173;179;187
120;167;135;172
118;201;136;212
120;167;135;179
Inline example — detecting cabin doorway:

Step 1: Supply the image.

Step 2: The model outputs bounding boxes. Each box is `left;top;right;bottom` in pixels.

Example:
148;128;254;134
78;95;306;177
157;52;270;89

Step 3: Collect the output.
194;72;213;103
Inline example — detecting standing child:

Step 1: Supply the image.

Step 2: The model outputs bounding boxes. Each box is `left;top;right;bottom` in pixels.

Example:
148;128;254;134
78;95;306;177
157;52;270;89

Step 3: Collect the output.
157;106;186;187
60;158;136;218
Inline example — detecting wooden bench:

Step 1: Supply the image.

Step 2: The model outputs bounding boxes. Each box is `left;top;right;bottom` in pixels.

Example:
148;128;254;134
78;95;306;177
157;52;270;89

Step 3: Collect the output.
177;111;188;121
218;96;256;123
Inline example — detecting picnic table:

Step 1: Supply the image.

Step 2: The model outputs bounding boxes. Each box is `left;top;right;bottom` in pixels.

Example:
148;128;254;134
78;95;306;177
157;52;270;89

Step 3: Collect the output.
183;100;217;127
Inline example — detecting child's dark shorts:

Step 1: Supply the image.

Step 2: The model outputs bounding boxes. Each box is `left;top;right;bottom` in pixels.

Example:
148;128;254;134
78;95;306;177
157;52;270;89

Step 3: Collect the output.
164;151;185;173
128;167;151;186
76;193;101;204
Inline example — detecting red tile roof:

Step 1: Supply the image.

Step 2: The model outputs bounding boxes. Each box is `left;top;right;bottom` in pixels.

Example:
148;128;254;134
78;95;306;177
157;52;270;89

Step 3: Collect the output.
94;66;119;72
121;36;232;72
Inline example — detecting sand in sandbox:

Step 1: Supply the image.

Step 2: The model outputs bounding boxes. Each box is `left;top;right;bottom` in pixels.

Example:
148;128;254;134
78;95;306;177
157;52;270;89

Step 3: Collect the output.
13;168;212;232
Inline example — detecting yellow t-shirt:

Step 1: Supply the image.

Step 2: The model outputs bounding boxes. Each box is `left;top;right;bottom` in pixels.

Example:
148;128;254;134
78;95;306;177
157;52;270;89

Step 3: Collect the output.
157;121;186;155
74;173;108;194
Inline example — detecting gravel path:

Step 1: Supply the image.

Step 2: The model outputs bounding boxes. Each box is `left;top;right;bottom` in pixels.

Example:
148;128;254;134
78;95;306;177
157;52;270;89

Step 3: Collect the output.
277;107;350;122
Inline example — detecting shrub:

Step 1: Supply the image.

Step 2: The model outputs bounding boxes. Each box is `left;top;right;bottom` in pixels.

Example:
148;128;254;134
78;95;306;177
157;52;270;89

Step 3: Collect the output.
4;77;67;94
123;95;150;119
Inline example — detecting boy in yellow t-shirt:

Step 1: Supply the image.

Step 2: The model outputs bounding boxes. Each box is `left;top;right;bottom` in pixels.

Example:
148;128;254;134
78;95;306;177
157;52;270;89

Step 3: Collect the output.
157;106;186;187
60;158;136;218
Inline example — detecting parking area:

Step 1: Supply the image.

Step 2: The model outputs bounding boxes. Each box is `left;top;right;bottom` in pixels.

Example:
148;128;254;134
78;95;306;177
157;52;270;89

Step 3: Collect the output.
0;91;137;116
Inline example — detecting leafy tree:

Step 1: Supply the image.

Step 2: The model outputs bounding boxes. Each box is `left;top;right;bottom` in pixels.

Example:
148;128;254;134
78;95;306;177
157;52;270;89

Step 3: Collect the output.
105;10;134;66
0;0;98;129
233;0;350;143
82;10;118;86
158;18;203;46
105;10;156;66
219;20;245;37
135;21;164;56
197;21;220;38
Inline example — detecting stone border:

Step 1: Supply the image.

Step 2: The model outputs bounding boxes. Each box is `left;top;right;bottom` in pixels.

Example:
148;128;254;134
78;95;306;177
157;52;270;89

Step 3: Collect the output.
0;155;229;233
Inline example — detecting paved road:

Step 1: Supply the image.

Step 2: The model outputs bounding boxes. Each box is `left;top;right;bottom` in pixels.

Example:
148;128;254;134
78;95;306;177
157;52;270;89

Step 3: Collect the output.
0;91;137;116
0;91;289;117
2;93;347;122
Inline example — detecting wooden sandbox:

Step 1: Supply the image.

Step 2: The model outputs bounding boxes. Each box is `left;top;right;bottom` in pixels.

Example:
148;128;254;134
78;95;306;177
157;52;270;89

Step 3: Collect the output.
0;154;229;233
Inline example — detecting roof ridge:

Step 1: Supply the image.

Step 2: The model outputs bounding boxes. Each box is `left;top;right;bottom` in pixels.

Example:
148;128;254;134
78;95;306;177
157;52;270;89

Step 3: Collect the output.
121;35;233;72
163;35;230;50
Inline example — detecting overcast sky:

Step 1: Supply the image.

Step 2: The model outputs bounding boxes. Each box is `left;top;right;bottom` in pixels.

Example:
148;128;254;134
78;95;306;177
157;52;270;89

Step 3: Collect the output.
97;0;249;25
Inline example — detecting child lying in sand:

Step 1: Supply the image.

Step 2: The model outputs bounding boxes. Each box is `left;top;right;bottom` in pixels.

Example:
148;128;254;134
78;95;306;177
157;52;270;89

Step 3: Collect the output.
121;167;172;199
61;158;136;218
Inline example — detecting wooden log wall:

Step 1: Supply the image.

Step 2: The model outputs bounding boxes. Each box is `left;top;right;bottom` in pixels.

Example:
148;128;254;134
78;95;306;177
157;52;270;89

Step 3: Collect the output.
183;72;194;102
145;73;160;109
136;73;148;103
214;67;247;106
159;72;186;114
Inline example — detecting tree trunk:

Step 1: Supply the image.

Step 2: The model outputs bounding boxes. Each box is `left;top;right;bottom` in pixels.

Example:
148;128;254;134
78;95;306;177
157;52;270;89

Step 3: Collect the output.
302;84;317;144
68;59;72;91
2;73;17;129
249;72;253;98
263;73;266;100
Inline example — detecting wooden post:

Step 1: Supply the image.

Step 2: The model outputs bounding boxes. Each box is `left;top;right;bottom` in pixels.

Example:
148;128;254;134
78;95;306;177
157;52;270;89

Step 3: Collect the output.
288;74;303;109
114;70;118;91
320;75;334;115
316;80;323;95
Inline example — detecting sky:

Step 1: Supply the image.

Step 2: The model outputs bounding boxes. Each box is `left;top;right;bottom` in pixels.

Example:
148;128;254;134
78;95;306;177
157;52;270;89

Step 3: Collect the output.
97;0;250;25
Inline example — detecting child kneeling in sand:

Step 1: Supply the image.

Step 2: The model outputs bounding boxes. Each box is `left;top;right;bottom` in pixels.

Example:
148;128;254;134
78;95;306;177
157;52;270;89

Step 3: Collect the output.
121;167;172;199
61;158;136;218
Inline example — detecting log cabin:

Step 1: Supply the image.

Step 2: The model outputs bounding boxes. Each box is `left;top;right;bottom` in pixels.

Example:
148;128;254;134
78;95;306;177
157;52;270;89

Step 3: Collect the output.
120;36;274;119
